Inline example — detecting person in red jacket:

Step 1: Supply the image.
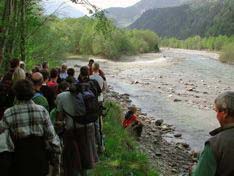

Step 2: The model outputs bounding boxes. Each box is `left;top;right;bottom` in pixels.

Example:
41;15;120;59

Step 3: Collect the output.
123;106;143;137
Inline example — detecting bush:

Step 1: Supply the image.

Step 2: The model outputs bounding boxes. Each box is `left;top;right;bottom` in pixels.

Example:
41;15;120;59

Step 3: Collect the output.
220;43;234;63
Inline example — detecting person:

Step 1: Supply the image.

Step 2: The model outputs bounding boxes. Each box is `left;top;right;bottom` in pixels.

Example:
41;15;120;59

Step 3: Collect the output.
65;68;77;85
0;59;20;119
90;63;106;102
0;119;14;176
40;70;56;112
88;59;94;76
19;61;25;70
58;64;68;82
32;65;41;73
12;66;26;84
56;66;99;176
58;81;70;94
0;129;14;176
123;106;143;138
47;68;58;94
87;60;106;80
192;91;234;176
42;61;49;72
90;63;106;153
0;80;61;176
31;72;49;111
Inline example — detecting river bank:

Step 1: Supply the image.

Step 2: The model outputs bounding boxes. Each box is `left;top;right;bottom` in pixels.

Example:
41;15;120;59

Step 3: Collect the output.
68;48;234;151
90;101;158;176
105;87;195;176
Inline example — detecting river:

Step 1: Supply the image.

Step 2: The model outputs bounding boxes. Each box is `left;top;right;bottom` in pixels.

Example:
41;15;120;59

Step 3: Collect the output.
67;48;234;151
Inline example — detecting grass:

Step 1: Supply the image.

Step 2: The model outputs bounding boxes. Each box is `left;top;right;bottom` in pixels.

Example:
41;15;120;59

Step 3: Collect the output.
220;43;234;64
90;101;159;176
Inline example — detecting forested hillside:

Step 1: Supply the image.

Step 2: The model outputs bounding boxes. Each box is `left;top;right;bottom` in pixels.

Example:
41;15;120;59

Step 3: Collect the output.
105;0;189;27
130;0;234;39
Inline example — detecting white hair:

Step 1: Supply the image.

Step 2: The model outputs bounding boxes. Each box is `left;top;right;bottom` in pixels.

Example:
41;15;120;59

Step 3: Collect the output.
215;91;234;117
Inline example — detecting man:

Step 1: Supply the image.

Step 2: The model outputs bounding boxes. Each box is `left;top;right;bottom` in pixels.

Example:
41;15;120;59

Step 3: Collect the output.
88;59;106;80
65;68;77;85
88;59;94;76
59;64;68;82
56;66;98;176
31;72;49;111
90;63;106;102
90;63;106;153
193;91;234;176
0;80;61;176
40;70;56;112
42;61;49;72
48;68;58;94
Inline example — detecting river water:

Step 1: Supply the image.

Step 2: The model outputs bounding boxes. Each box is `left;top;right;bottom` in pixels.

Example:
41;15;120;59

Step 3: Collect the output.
67;48;234;151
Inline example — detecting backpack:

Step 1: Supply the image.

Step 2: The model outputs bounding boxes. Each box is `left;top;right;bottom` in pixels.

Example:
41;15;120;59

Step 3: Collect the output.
65;81;100;124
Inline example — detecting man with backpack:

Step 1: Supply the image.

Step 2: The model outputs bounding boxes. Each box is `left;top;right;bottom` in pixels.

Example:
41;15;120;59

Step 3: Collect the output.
90;63;106;153
31;72;49;112
56;66;100;176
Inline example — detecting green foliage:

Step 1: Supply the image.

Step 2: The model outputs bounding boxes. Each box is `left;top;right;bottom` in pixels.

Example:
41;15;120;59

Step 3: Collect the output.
61;14;160;60
90;101;159;176
220;43;234;64
160;35;234;64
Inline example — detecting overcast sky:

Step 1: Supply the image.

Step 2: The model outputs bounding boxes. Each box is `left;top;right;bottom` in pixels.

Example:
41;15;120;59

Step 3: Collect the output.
43;0;141;16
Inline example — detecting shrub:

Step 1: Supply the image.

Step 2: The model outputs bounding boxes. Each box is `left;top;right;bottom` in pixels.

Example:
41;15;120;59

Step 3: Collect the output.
220;43;234;63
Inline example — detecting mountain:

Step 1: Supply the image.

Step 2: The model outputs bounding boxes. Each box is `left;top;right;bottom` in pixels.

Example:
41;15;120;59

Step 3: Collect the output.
42;0;84;18
105;0;190;27
129;0;234;39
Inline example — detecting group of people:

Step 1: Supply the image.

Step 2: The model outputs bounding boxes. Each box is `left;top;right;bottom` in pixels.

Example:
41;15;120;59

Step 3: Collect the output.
0;58;234;176
0;58;107;176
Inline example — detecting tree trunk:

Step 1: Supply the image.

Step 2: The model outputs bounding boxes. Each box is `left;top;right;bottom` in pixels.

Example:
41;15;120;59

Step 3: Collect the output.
19;0;26;61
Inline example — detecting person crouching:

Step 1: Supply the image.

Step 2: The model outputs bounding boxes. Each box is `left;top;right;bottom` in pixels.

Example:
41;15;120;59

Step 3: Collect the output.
123;106;143;138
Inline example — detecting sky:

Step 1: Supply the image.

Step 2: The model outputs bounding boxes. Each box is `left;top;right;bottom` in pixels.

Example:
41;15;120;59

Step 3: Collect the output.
43;0;141;17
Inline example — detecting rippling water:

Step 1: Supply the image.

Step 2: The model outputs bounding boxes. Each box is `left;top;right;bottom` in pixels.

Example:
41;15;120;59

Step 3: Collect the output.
67;48;234;151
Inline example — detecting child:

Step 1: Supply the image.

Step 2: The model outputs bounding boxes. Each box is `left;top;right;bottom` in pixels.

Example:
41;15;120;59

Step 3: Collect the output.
123;106;143;137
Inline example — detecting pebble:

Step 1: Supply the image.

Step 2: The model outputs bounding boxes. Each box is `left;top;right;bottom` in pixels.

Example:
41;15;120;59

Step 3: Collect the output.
187;88;194;91
155;151;162;156
172;168;177;173
174;134;182;138
155;119;164;126
174;98;182;102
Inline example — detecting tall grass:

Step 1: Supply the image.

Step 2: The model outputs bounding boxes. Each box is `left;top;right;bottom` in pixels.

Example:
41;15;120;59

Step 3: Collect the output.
220;43;234;64
90;101;158;176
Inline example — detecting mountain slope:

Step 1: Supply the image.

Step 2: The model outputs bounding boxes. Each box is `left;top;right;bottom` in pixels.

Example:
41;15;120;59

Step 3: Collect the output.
105;0;190;27
129;0;234;38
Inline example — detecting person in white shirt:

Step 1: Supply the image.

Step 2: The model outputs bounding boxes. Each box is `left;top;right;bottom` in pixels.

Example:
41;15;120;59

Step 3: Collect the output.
89;63;106;153
90;63;106;102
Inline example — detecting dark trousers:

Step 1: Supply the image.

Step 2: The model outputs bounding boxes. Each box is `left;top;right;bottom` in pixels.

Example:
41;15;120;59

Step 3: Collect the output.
11;136;49;176
0;151;13;176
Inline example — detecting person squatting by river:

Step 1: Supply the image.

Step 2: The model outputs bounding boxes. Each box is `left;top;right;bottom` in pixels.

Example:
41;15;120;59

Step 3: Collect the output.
123;106;143;138
0;60;107;176
192;91;234;176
